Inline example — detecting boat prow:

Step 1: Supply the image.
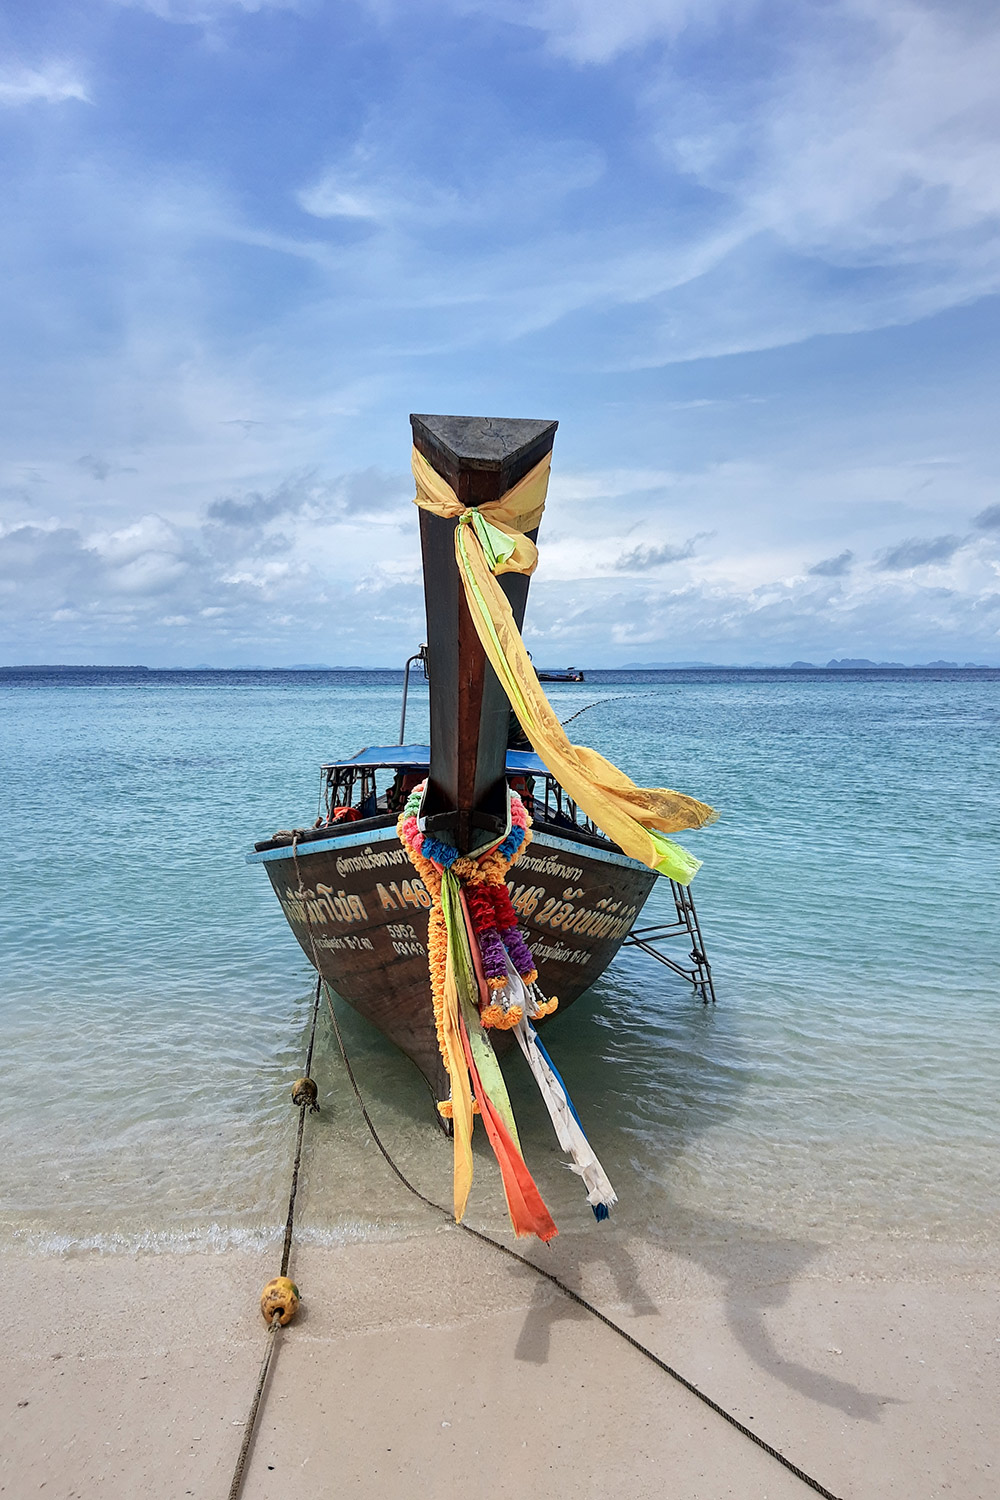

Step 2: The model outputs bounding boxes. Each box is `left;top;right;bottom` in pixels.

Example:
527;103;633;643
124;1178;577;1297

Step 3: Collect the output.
249;745;658;1098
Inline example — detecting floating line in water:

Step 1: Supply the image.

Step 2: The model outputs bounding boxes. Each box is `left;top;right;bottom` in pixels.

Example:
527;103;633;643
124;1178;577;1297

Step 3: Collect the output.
559;692;645;727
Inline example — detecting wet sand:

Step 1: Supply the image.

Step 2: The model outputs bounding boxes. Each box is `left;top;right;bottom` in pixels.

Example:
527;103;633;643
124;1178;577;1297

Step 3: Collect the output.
2;1229;995;1499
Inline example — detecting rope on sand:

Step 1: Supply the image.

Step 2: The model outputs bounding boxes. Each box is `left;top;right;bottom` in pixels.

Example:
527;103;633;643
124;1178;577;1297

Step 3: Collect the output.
225;969;322;1500
226;1311;282;1500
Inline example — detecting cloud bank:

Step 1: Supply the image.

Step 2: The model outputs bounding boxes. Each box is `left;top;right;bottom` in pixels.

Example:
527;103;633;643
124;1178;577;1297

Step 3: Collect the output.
4;450;999;664
0;64;89;107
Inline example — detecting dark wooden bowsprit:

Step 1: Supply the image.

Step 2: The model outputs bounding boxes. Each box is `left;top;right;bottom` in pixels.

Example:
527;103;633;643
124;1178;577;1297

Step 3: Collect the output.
411;413;557;854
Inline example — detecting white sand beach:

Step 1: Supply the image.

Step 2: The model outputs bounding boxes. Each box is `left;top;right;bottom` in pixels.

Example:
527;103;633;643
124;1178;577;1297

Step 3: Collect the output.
3;1230;995;1499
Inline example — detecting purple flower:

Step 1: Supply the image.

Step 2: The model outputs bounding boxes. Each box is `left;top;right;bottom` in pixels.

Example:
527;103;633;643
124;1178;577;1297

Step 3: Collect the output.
502;926;535;976
477;927;508;980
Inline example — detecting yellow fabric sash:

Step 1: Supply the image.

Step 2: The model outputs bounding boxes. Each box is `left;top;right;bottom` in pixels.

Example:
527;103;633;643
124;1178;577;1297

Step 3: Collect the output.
411;444;549;575
411;446;716;881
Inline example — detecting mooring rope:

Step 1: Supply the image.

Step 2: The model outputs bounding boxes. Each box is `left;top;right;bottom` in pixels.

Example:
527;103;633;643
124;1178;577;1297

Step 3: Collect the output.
321;981;845;1500
230;822;842;1500
226;1312;282;1500
226;968;322;1500
280;973;322;1277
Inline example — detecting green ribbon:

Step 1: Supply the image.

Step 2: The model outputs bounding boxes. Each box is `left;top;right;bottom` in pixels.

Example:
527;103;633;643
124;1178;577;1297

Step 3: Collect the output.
647;830;702;884
466;509;518;571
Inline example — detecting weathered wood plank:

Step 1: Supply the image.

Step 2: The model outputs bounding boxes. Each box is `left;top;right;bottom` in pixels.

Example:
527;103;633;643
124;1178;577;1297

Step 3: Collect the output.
411;413;557;854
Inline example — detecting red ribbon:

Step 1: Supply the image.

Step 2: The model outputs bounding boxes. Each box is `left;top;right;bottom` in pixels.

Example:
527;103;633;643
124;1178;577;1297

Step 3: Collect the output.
458;1016;557;1243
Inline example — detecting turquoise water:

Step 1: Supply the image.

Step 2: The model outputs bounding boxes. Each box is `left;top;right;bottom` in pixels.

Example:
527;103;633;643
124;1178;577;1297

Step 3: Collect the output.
1;668;997;1255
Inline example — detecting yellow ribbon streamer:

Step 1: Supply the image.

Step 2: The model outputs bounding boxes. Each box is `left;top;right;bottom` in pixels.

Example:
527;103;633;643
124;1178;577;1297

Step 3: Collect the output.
439;920;474;1222
411;446;717;881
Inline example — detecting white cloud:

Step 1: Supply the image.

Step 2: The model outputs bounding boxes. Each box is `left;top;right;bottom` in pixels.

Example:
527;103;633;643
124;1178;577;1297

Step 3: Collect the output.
0;452;426;663
2;0;999;668
298;138;604;228
385;0;1000;362
91;517;192;594
2;449;1000;662
19;1;991;401
590;0;1000;361
110;0;301;22
737;3;1000;267
426;0;742;64
0;64;89;107
523;561;1000;663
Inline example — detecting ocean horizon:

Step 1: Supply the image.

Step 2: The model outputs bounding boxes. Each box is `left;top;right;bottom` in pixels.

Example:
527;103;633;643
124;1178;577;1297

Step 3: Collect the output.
3;661;999;674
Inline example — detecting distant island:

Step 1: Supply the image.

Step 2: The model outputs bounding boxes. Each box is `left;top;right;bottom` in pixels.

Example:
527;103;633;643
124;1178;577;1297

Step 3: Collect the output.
620;659;994;670
797;658;987;670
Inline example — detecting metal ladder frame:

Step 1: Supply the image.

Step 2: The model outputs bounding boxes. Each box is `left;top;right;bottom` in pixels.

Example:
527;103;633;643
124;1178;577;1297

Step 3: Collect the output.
621;879;716;1004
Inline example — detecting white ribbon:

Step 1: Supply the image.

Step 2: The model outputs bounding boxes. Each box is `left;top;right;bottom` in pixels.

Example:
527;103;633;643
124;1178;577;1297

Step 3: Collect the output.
504;961;617;1212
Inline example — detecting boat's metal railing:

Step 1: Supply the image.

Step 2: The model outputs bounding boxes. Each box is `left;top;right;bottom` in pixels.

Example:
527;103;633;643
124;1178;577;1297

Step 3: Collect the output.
321;766;380;820
320;756;604;839
535;775;601;838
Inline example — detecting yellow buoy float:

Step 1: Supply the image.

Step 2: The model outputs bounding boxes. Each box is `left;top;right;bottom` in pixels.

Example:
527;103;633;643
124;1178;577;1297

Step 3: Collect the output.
260;1276;299;1326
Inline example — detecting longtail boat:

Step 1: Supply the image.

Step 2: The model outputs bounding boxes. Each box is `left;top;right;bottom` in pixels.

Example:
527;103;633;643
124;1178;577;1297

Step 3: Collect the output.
249;414;715;1236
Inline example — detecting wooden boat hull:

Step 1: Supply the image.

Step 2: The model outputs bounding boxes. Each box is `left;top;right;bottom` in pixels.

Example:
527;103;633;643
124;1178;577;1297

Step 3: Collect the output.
248;818;657;1102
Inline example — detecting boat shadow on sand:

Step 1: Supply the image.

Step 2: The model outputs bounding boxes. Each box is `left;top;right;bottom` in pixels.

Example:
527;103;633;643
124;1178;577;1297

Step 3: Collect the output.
508;1216;896;1423
499;966;899;1424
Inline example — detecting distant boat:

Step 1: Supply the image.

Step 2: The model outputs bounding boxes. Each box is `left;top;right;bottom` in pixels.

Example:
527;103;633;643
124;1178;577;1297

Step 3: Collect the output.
537;667;585;682
249;414;710;1113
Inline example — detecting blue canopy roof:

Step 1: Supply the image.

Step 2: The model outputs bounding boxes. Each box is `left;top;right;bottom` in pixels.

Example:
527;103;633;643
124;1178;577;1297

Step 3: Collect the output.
322;743;547;775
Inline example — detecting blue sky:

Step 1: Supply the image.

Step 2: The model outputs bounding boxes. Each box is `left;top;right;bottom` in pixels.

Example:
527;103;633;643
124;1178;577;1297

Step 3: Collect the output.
2;0;1000;665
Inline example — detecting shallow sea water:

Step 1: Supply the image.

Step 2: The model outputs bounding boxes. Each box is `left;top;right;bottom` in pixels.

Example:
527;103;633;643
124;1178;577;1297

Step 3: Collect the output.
1;668;997;1258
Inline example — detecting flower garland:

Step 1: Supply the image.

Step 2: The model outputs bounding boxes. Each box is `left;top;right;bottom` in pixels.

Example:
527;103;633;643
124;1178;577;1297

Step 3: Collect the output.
397;783;557;1040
